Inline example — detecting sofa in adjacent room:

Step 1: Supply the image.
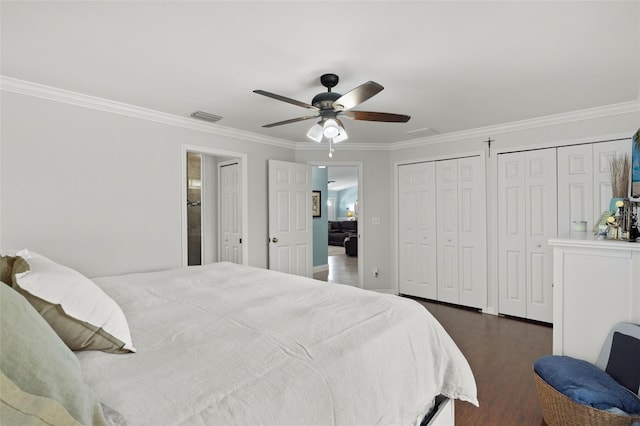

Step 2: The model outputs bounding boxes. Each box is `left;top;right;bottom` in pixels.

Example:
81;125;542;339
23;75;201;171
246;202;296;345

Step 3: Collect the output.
328;220;358;246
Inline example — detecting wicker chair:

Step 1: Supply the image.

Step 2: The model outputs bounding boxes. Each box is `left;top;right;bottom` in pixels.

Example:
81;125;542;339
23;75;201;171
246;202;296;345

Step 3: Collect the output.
534;323;640;426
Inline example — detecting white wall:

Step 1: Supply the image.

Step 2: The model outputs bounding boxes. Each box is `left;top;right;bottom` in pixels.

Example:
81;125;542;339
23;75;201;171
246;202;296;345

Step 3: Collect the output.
0;91;295;277
2;85;638;306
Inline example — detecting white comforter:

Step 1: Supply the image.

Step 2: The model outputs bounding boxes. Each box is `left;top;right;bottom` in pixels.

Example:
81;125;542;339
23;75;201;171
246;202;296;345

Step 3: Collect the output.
77;262;477;426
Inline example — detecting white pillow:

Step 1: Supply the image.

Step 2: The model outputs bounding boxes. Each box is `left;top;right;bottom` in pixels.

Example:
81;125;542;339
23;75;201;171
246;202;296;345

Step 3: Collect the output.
12;255;136;353
1;248;46;259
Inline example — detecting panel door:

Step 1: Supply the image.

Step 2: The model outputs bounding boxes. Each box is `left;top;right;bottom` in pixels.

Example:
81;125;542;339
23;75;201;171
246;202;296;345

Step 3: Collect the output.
220;161;242;264
557;144;592;235
593;139;632;219
457;156;487;309
497;152;527;318
525;148;557;323
398;162;437;299
436;159;459;304
268;160;312;277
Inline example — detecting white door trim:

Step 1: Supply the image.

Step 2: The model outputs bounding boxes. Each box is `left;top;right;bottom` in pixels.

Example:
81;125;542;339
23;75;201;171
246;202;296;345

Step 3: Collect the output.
181;144;248;267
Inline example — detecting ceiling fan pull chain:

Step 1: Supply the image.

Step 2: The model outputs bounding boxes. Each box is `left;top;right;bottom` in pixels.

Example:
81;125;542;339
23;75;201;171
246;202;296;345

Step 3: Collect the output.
329;138;334;158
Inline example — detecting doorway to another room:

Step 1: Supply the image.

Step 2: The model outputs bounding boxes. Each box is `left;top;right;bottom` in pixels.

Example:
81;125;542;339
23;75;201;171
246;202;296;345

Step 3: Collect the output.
183;146;248;267
312;165;360;286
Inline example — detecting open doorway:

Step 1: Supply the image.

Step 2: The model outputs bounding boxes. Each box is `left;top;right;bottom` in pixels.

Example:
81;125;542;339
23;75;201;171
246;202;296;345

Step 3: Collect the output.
311;164;361;287
186;152;203;265
182;145;248;267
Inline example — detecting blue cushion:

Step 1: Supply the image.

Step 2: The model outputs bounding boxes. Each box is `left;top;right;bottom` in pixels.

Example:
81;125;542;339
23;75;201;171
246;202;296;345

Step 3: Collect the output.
534;355;640;415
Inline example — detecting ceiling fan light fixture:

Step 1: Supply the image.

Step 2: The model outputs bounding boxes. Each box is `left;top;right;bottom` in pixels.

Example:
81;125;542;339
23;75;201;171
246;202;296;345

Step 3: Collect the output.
333;127;348;143
306;123;324;142
323;119;340;139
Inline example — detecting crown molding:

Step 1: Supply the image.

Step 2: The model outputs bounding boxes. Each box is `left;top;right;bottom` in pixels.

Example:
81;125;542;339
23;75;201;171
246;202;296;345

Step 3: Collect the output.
390;100;640;150
0;76;295;150
3;76;637;153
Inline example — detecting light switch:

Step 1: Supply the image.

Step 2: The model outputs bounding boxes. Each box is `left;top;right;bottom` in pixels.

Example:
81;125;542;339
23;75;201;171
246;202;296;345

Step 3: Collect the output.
372;217;381;225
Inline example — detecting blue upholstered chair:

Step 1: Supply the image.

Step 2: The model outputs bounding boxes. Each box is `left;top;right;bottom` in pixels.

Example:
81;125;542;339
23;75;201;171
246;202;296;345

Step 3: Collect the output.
533;322;640;426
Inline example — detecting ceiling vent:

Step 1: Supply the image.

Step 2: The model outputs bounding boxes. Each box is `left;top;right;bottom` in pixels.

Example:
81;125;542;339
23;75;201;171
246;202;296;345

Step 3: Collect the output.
190;111;222;123
406;127;440;137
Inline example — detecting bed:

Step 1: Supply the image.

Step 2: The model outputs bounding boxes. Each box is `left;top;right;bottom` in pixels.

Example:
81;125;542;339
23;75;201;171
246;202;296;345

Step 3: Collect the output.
1;251;478;426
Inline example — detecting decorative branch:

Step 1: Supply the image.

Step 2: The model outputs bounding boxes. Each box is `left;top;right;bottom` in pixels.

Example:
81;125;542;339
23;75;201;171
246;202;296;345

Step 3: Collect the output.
609;153;630;198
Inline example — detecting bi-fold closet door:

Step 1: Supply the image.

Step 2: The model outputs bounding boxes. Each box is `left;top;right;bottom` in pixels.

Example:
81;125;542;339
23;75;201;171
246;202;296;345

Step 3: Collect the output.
398;156;486;309
557;139;631;235
498;140;631;323
497;148;557;323
398;162;437;300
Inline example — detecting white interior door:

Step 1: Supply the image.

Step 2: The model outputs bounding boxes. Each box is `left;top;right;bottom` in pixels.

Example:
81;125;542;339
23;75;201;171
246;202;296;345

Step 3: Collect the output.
436;159;459;304
593;139;631;217
457;156;486;309
557;144;593;235
398;162;437;299
498;152;527;318
219;160;242;264
327;197;336;221
525;148;557;323
268;160;312;277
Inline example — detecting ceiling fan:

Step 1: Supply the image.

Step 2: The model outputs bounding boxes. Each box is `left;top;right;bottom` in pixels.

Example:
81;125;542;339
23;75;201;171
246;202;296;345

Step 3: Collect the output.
254;73;410;155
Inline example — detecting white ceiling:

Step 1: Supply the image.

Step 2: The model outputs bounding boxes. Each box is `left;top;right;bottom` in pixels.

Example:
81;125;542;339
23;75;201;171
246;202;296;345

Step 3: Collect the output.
1;1;639;146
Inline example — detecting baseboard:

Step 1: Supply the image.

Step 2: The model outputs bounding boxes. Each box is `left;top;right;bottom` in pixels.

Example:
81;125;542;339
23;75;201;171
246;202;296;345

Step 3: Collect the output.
313;264;328;273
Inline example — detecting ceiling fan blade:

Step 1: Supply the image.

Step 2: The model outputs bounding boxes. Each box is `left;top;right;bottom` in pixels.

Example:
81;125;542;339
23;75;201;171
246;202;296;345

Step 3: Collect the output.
342;110;411;123
333;81;384;111
253;90;318;110
262;115;319;128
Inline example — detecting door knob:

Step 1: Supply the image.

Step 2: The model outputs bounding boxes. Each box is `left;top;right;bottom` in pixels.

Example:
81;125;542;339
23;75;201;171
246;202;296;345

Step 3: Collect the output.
272;237;278;243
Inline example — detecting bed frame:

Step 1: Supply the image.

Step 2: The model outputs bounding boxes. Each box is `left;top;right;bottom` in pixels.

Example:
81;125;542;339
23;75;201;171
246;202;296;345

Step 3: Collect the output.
422;396;455;426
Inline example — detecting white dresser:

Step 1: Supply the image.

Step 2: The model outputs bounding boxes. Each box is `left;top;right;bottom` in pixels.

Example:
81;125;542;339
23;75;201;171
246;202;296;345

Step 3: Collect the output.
549;234;640;363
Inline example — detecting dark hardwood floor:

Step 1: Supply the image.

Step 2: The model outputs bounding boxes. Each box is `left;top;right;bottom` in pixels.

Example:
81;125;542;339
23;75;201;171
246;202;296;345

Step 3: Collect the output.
410;298;552;426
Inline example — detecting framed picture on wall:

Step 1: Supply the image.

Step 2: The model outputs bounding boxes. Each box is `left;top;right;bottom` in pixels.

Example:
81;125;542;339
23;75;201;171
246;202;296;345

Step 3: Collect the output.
312;191;321;217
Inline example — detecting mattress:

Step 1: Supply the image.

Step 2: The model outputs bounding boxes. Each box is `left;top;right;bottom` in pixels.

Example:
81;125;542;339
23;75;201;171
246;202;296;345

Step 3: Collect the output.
77;262;477;425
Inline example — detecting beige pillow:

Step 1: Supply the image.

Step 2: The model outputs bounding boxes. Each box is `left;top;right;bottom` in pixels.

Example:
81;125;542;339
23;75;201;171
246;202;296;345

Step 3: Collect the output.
0;255;30;289
12;256;135;354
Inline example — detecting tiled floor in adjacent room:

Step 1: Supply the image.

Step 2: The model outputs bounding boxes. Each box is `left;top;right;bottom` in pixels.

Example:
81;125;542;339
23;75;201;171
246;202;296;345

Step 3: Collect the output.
313;246;358;286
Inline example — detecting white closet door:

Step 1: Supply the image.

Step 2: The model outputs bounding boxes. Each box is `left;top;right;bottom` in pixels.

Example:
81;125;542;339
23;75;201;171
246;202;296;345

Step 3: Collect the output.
436;159;459;304
498;152;527;318
398;162;437;299
457;156;486;309
525;148;557;323
220;161;242;264
557;145;593;235
498;149;557;322
593;139;632;218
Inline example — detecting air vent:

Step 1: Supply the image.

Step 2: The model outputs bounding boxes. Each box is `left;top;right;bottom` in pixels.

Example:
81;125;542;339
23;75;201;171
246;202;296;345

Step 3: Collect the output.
190;111;223;123
406;127;439;136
